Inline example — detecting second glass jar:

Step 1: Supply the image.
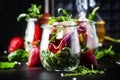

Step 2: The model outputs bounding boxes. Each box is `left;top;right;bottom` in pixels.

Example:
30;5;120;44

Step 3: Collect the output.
40;25;81;71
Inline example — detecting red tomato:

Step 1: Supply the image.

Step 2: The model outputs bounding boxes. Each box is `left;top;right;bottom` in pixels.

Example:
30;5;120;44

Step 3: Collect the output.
8;37;24;53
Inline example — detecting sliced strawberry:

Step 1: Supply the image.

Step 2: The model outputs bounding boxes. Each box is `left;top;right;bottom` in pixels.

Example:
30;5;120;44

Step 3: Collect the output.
27;46;41;67
80;50;98;69
8;37;24;53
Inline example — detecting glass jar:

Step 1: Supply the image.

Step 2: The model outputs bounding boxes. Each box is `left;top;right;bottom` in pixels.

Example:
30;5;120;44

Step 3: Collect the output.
78;20;99;51
88;21;99;50
24;18;38;52
40;24;81;71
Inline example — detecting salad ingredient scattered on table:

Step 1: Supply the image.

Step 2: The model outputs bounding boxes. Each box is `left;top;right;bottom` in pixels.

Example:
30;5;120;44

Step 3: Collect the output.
0;62;15;69
8;49;28;62
27;46;41;67
61;65;104;77
95;45;120;60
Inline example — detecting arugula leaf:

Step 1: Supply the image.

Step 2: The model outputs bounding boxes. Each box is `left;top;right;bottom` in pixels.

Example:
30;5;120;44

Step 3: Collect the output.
58;8;68;15
48;8;75;24
95;45;116;59
0;62;15;69
49;29;61;43
58;8;72;21
41;47;78;70
62;65;104;77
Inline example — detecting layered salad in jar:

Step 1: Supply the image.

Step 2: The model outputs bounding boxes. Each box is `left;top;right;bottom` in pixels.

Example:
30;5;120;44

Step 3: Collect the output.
40;8;98;71
40;9;81;71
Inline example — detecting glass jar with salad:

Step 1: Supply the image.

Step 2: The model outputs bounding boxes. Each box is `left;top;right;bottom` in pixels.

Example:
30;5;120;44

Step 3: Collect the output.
40;21;81;71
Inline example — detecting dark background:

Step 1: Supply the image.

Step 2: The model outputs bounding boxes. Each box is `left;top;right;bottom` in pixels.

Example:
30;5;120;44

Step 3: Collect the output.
0;0;44;52
0;0;120;53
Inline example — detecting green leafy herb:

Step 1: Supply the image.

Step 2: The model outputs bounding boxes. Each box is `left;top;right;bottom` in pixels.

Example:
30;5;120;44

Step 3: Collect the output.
49;29;61;43
62;65;104;77
48;17;57;25
0;62;15;69
17;4;42;21
57;8;72;21
95;45;116;59
41;47;78;71
88;6;100;21
8;49;29;62
48;8;77;24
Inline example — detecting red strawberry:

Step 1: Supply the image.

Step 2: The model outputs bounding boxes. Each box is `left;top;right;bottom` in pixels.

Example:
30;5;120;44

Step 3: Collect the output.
80;49;98;69
27;46;41;67
8;37;24;53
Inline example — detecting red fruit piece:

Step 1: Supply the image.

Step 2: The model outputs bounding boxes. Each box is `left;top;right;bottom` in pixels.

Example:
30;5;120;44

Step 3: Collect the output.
33;23;42;42
8;37;24;53
27;46;41;67
80;50;98;69
77;21;81;26
48;39;65;53
48;33;71;53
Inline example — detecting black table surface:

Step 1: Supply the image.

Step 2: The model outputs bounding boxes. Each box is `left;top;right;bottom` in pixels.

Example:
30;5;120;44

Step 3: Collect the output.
0;39;120;80
0;60;120;80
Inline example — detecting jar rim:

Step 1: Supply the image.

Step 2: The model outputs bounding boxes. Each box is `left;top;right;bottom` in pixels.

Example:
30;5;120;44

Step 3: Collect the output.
41;24;79;29
26;18;38;21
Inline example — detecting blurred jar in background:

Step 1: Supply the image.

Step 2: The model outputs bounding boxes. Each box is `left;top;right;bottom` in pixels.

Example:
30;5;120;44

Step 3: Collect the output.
24;18;37;52
95;21;106;43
